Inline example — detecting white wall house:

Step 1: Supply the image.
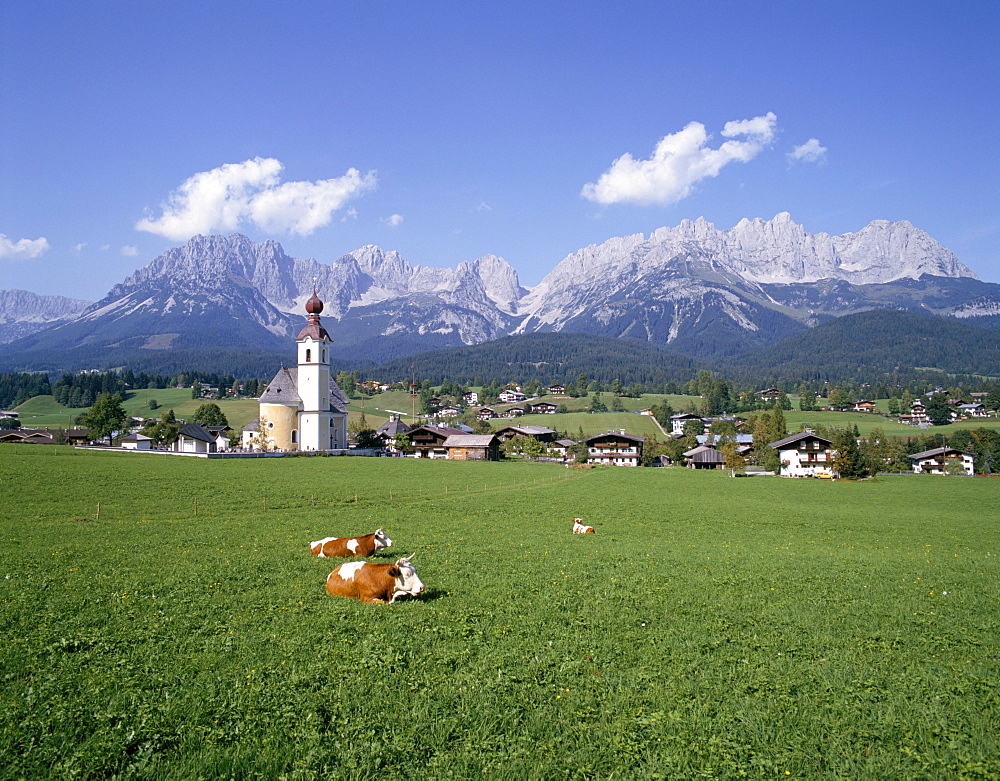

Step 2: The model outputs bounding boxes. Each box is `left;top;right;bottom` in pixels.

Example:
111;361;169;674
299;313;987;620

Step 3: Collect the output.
583;431;645;467
909;447;975;475
769;432;835;477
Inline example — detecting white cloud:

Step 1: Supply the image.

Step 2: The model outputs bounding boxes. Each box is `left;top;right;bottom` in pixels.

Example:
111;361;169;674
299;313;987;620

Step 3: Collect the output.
100;244;110;251
788;138;828;164
474;201;493;212
121;245;139;256
135;157;377;241
382;213;404;227
73;243;87;254
0;233;50;260
341;208;359;223
581;112;778;206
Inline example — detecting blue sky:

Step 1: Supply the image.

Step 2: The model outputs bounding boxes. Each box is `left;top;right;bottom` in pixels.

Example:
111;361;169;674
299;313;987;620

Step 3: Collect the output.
2;1;998;301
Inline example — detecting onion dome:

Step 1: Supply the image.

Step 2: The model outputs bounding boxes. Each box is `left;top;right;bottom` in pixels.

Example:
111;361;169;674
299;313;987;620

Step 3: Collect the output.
305;289;324;315
296;287;330;341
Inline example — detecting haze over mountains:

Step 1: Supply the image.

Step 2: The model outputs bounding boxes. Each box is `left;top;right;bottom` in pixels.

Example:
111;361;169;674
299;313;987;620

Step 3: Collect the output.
1;214;998;377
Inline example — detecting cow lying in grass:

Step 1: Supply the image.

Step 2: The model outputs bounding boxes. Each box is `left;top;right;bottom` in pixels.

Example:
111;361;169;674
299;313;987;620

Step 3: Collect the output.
572;519;595;534
325;555;424;604
310;528;393;558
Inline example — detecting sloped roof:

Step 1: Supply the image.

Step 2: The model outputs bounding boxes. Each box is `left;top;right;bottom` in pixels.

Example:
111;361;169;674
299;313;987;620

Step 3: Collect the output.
179;422;215;443
909;446;973;460
443;435;497;447
683;444;715;457
259;366;348;414
584;431;646;444
496;425;556;438
328;377;348;414
697;433;753;445
259;367;301;403
687;447;725;463
769;432;833;449
376;417;410;437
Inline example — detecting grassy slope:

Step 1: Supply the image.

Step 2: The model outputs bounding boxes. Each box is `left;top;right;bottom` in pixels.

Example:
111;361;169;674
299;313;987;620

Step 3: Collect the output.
15;390;260;430
1;447;997;778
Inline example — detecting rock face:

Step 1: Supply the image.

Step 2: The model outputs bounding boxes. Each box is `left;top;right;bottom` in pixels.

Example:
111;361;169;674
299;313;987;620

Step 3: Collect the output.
511;214;987;356
0;289;92;344
0;214;994;371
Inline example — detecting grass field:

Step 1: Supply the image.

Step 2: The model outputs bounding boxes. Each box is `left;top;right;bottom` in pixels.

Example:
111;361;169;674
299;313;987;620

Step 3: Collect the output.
14;391;260;431
1;446;997;778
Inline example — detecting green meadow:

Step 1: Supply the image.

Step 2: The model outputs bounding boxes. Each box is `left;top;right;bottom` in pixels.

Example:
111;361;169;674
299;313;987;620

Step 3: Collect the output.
14;390;260;432
1;446;997;778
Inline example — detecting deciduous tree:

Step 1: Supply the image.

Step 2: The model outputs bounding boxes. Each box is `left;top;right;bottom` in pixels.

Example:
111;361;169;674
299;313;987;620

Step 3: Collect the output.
193;402;228;427
81;393;129;445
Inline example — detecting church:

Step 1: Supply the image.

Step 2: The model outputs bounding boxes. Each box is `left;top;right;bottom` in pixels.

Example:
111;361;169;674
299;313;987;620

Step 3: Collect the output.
242;290;349;451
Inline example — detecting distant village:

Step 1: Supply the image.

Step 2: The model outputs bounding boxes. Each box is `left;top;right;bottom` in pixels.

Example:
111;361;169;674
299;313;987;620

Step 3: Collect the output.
2;292;997;477
2;379;995;477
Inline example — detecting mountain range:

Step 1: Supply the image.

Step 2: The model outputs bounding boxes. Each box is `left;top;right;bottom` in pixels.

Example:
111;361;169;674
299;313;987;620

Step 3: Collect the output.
1;213;998;377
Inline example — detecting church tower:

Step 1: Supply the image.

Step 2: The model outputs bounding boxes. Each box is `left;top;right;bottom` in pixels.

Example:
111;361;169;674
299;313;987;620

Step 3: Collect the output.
296;289;333;451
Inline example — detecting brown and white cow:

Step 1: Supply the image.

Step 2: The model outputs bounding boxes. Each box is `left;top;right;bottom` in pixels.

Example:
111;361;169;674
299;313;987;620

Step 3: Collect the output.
310;528;393;558
325;555;425;604
572;518;595;534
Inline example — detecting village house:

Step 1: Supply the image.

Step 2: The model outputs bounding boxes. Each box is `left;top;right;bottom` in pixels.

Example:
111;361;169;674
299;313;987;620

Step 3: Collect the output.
175;422;217;454
462;391;479;405
670;412;704;436
375;416;410;452
756;387;783;401
909;400;929;425
476;407;497;421
500;407;524;418
437;405;462;417
120;433;153;450
441;434;500;461
769;431;835;477
955;403;988;419
494;425;558;444
584;430;645;467
403;424;467;458
683;445;726;470
547;384;566;395
498;389;527;404
852;400;878;413
0;428;54;444
528;401;558;414
547;438;577;461
909;446;975;475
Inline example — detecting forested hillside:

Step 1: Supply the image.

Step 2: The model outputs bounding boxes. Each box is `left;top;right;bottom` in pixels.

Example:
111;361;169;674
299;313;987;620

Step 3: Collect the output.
362;332;707;386
722;310;1000;383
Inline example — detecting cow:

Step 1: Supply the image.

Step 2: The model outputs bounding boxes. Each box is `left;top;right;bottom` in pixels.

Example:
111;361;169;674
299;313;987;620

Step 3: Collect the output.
310;528;393;558
325;555;424;604
572;518;595;534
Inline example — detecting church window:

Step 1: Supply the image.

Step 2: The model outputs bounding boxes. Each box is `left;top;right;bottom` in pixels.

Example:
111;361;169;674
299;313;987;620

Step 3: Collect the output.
322;349;326;362
267;421;274;429
291;429;297;444
305;349;311;363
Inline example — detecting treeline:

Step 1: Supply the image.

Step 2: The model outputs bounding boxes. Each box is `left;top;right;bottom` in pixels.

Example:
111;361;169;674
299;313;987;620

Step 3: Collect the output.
363;332;706;388
0;373;52;409
47;370;269;408
721;310;1000;384
0;346;290;379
